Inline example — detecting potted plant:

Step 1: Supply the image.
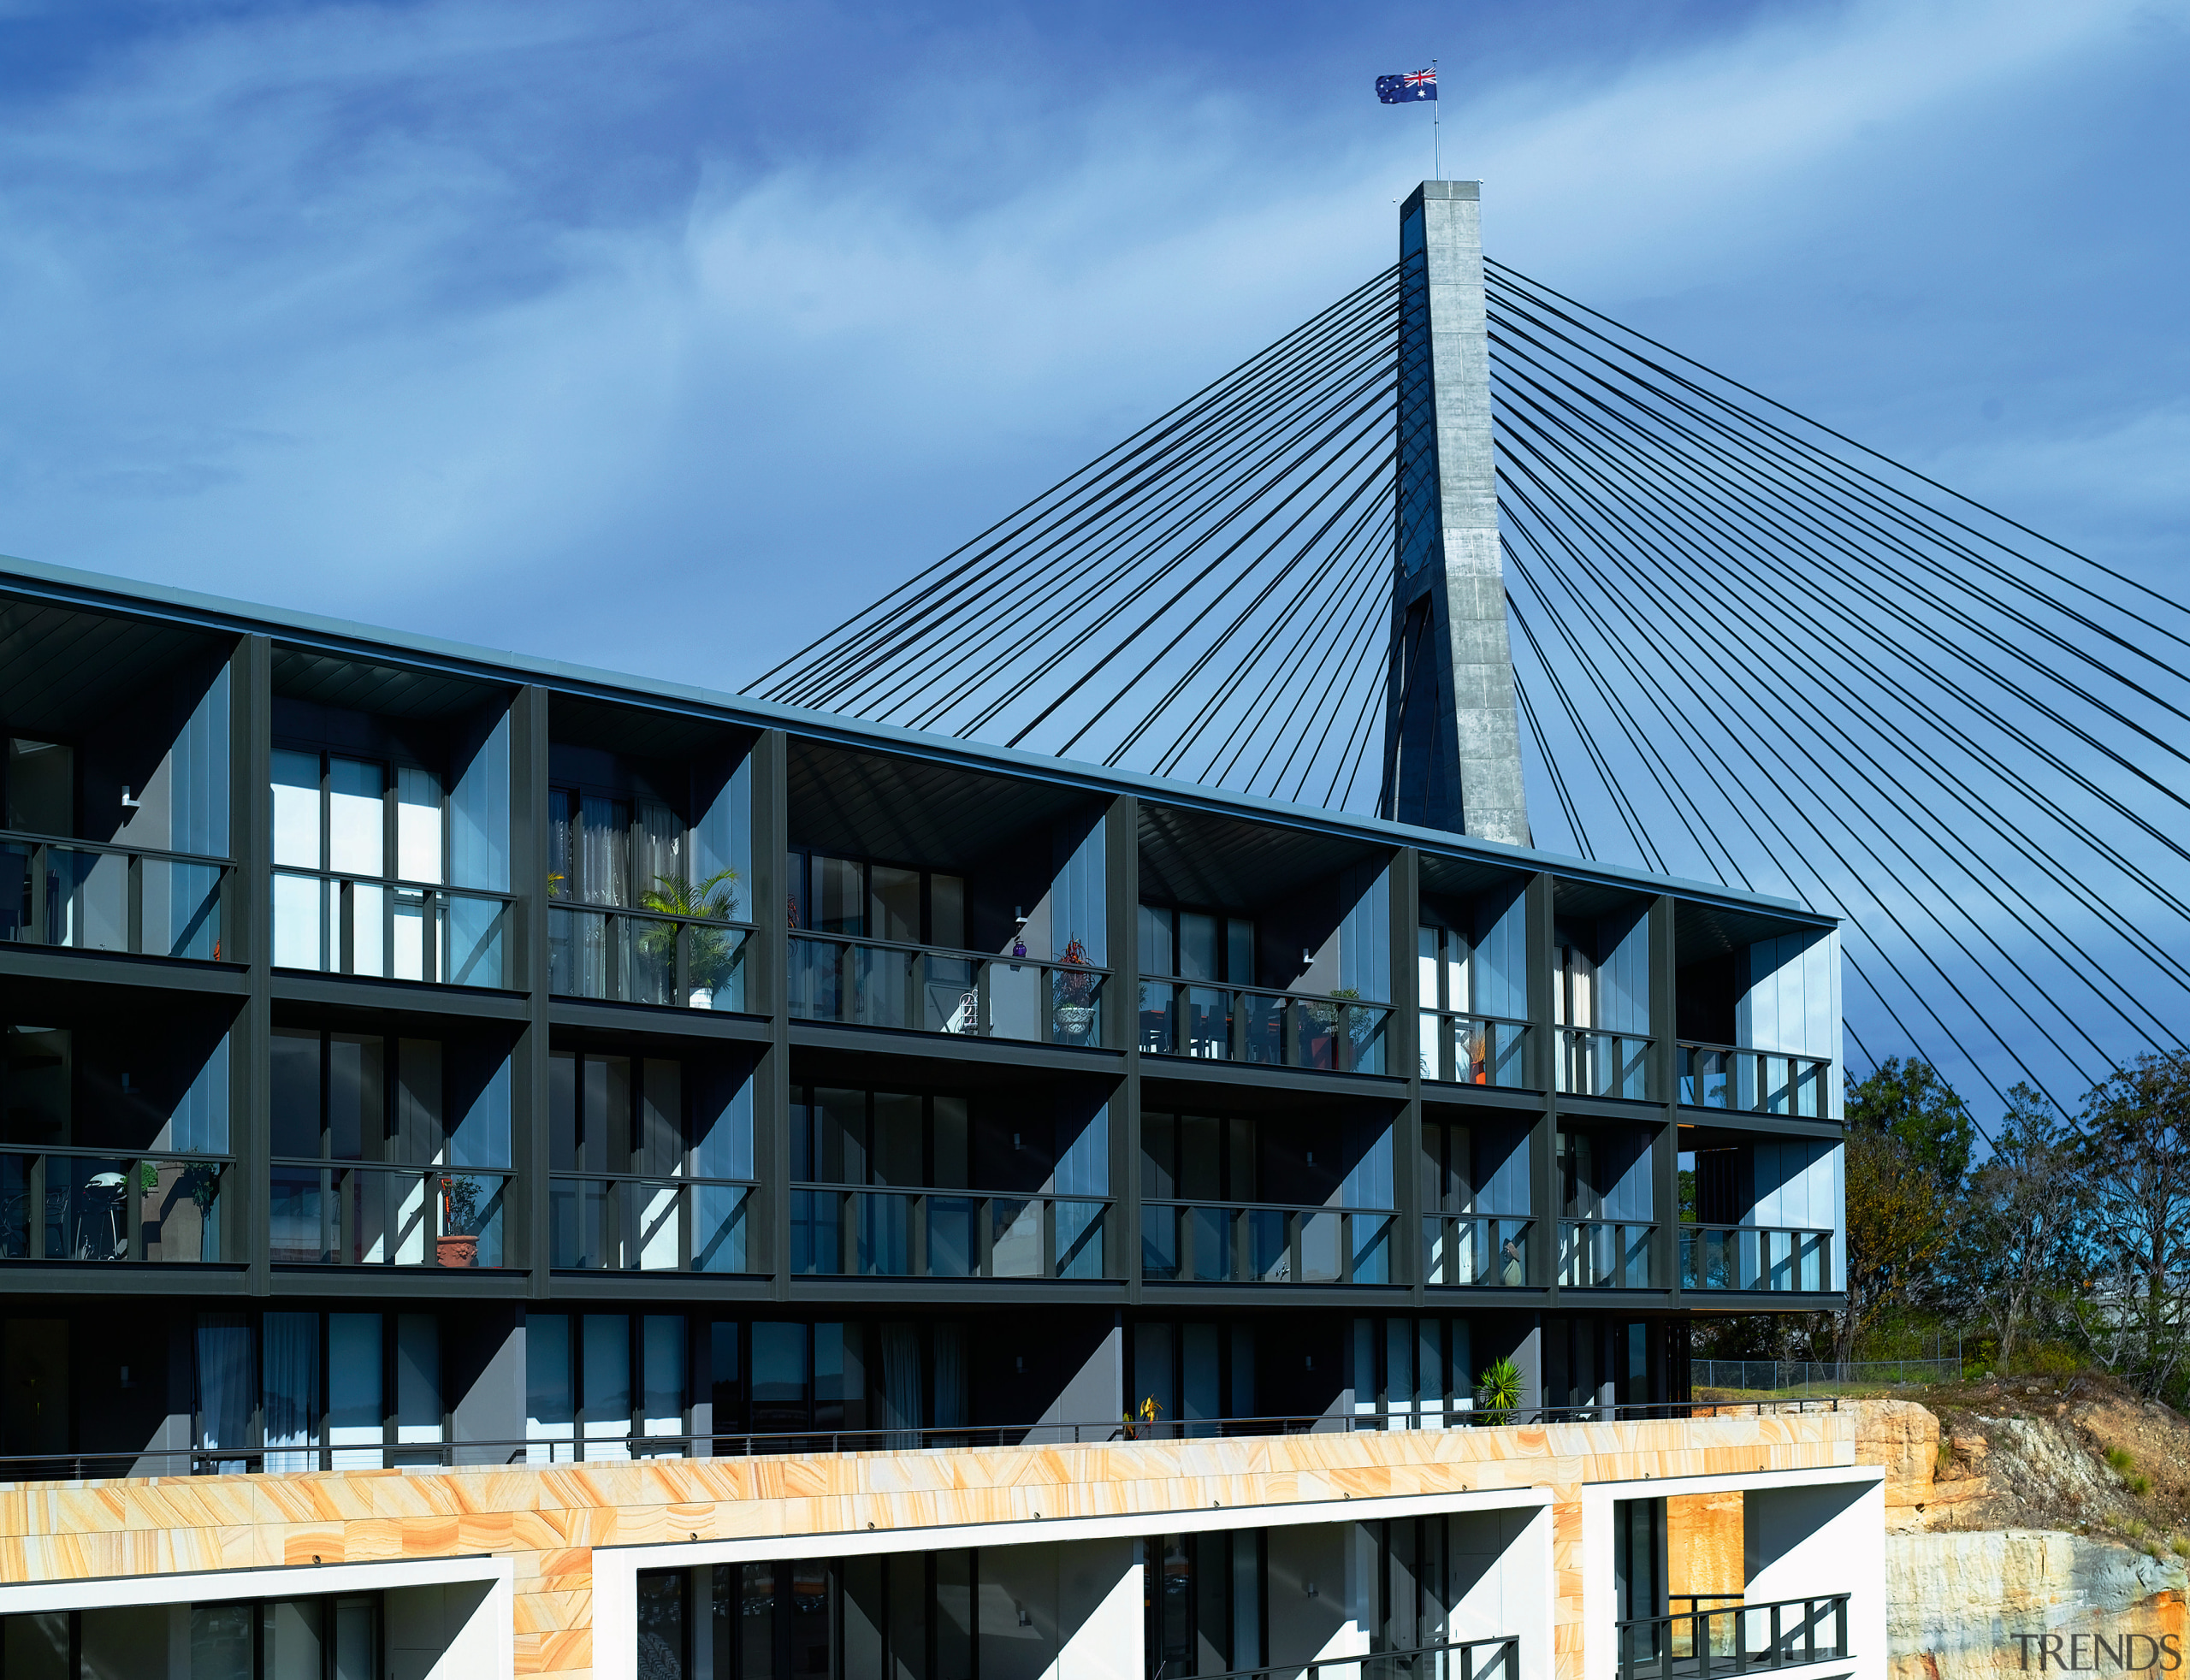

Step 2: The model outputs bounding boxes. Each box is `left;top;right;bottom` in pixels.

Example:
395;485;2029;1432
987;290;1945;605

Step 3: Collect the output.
640;866;743;1008
1476;1356;1524;1426
437;1174;482;1269
1054;935;1098;1042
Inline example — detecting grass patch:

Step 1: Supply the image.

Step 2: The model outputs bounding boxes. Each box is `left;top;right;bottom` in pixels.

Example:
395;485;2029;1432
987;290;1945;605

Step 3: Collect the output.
2106;1447;2153;1497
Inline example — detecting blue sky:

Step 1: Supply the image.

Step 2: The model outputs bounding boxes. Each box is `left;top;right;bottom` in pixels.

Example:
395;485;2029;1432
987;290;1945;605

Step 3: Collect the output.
1;0;2182;690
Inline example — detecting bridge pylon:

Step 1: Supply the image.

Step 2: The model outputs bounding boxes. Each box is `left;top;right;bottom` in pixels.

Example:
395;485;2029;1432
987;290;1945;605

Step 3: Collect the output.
1379;180;1531;846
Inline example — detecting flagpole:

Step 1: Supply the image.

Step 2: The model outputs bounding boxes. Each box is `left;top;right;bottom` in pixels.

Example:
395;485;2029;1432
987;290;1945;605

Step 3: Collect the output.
1432;56;1440;178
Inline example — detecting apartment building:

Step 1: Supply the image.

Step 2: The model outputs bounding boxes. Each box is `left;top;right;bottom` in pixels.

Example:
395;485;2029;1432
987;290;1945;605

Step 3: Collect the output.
0;553;1877;1680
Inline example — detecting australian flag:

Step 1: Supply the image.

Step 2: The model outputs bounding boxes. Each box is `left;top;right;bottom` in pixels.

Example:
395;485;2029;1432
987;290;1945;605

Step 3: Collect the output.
1376;68;1436;104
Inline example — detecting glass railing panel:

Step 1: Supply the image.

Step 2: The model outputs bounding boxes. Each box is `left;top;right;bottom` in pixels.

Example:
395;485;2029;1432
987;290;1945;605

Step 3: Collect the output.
552;1176;610;1269
275;871;512;986
1351;1212;1392;1282
1559;1218;1657;1288
1183;986;1229;1059
48;848;128;951
1297;999;1341;1070
1056;1199;1104;1279
1240;991;1287;1064
0;1152;229;1262
1559;1030;1653;1100
144;858;225;960
691;1184;749;1273
858;1191;913;1276
441;892;510;989
1428;1014;1533;1087
436;1172;506;1269
1679;1043;1832;1116
1188;1204;1230;1280
987;958;1043;1039
0;843;30;944
1142;1203;1180;1280
1139;980;1178;1054
929;1195;978;1277
1301;1209;1342;1283
1345;1005;1389;1075
551;908;749;1009
1679;1222;1832;1293
789;1187;841;1275
1249;1207;1290;1281
1423;1215;1532;1286
141;1158;227;1262
0;838;232;961
923;953;980;1034
991;1196;1042;1278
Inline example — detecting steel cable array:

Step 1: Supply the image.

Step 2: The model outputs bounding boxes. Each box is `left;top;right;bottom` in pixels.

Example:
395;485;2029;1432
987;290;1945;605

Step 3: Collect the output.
748;260;2190;1113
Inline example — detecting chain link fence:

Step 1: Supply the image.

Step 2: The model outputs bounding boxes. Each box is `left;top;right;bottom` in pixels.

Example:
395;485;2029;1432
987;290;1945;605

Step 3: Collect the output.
1695;1354;1962;1393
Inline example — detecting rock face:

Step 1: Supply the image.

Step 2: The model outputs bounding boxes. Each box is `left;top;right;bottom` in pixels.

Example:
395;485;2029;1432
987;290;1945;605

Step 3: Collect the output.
1885;1532;2184;1680
1846;1398;2188;1679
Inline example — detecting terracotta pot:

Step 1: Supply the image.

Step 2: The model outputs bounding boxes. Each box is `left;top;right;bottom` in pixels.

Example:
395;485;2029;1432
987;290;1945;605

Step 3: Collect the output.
435;1234;478;1269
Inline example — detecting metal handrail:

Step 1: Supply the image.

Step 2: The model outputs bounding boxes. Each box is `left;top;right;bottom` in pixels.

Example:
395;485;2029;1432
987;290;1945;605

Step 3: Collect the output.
271;863;517;903
0;1398;1843;1483
1145;1196;1400;1217
0;827;234;867
792;927;1112;975
1616;1593;1850;1680
548;896;756;930
1186;1635;1519;1680
551;1168;759;1188
1139;975;1393;1010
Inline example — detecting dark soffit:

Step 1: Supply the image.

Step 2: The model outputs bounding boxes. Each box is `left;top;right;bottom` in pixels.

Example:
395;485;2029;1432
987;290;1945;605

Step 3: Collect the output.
1137;802;1383;909
787;737;1097;867
0;597;225;736
272;647;512;722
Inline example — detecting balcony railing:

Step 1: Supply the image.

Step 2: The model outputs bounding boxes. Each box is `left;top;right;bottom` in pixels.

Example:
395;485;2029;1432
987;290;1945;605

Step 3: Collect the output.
1558;1217;1658;1288
1679;1042;1832;1119
1419;1010;1532;1087
548;1175;753;1271
790;1186;1109;1280
0;831;228;960
1617;1594;1850;1680
1422;1214;1534;1287
268;1162;511;1267
271;868;512;987
0;1149;228;1262
1141;1200;1395;1284
1193;1636;1520;1680
548;905;753;1010
1681;1222;1834;1293
1139;981;1392;1074
790;932;1109;1047
1557;1027;1652;1099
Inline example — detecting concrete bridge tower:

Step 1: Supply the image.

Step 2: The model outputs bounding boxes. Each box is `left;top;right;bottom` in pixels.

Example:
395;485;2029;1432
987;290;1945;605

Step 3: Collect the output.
1379;180;1532;846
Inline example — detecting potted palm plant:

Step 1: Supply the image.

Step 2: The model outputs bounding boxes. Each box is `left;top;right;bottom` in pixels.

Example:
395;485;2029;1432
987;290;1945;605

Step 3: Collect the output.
1475;1356;1524;1426
640;867;743;1008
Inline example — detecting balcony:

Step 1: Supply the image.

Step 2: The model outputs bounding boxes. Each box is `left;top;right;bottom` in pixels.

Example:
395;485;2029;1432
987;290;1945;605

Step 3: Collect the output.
1681;1222;1834;1293
548;1174;753;1271
0;1149;228;1262
1419;1009;1532;1087
0;832;227;960
1557;1027;1652;1100
1558;1217;1658;1288
790;932;1108;1047
790;1185;1109;1280
1679;1043;1832;1119
1141;1199;1394;1284
271;869;512;987
268;1162;511;1267
1206;1636;1520;1680
1421;1214;1534;1287
1618;1594;1850;1680
1139;982;1391;1074
549;905;753;1010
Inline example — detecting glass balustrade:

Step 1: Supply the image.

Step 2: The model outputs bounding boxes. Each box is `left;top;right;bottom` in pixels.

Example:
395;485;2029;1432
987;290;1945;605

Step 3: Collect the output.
1678;1043;1832;1118
270;870;512;987
1421;1215;1534;1286
788;1186;1109;1280
1139;1201;1395;1284
0;835;228;960
1558;1218;1658;1288
549;908;752;1010
0;1150;228;1262
1419;1011;1533;1086
1138;982;1391;1074
267;1162;510;1267
1680;1222;1833;1293
548;1176;753;1271
1557;1028;1653;1100
789;933;1108;1046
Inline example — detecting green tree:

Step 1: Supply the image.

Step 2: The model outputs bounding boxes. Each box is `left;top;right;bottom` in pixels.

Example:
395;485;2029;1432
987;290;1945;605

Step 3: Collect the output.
1846;1057;1979;1189
2071;1052;2190;1399
1837;1123;1951;1361
1968;1085;2083;1367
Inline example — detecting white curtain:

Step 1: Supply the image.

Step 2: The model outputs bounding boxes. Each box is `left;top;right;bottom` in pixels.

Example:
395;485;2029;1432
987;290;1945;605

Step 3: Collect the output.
195;1312;255;1473
263;1311;320;1473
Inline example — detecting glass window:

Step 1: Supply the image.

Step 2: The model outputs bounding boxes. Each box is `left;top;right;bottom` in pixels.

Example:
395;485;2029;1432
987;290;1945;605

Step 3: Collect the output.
1177;912;1217;981
691;1079;754;1181
930;873;965;949
548;790;575;900
710;1322;743;1435
579;795;630;905
750;1322;808;1434
642;1315;684;1444
328;1311;382;1468
262;1310;321;1472
327;1034;382;1161
270;749;322;869
868;865;920;944
191;1605;252;1680
526;1313;573;1452
395;766;443;884
264;1597;323;1680
635;800;684;904
269;1031;321;1157
583;1314;631;1441
636;1059;682;1178
812;855;863;936
449;713;511;894
327;758;384;877
395;1313;441;1448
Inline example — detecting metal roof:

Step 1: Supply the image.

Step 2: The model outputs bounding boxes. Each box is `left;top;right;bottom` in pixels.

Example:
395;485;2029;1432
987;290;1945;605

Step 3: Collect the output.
0;551;1833;931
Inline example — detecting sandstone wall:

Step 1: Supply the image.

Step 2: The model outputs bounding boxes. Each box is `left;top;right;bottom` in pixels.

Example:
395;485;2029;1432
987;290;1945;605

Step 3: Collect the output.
1886;1532;2184;1680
